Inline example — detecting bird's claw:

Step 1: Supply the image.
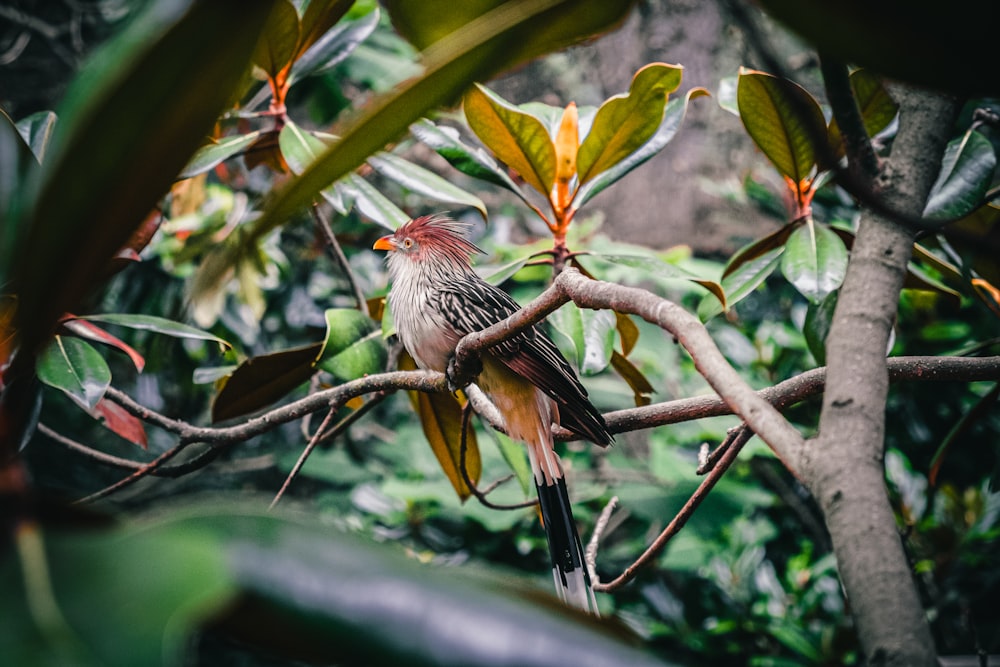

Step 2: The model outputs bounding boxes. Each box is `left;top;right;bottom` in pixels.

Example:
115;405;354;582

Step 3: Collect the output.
446;353;480;393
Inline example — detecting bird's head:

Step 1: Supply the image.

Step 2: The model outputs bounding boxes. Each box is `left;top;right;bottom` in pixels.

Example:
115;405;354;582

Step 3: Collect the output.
373;215;483;269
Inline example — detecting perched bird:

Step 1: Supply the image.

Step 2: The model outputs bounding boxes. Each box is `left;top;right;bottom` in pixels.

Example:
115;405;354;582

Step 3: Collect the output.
374;214;613;612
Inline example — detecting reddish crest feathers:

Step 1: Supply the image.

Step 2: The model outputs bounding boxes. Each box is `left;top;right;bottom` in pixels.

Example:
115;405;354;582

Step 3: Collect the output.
398;215;484;265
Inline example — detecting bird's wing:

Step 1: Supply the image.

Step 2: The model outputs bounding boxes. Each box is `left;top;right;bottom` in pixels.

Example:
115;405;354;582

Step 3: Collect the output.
433;278;612;446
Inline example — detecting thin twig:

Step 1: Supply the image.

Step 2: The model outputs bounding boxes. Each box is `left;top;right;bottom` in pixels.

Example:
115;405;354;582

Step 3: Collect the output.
269;408;337;510
585;495;619;584
72;440;190;504
595;425;754;592
311;202;368;312
459;403;536;510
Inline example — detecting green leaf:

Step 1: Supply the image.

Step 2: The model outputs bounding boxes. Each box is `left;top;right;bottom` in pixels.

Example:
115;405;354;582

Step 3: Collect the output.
577;63;682;184
212;342;322;422
295;0;355;61
292;4;377;79
277;121;348;211
253;0;301;78
316;308;387;381
490;430;533;497
698;246;784;321
924;129;997;221
241;0;633;266
15;110;58;163
464;83;556;197
827;68;897;157
736;69;827;182
36;336;111;410
399;352;480;500
179;131;262;179
11;0;272;357
367;152;488;220
76;313;232;349
2;522;236;667
549;301;585;368
722;221;799;279
780;219;848;303
410;118;532;205
0;110;37;284
340;172;410;230
579;309;616;375
573;88;706;210
716;75;738;115
803;290;838;364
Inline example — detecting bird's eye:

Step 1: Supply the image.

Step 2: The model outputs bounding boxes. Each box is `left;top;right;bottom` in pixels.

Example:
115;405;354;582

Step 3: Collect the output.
402;237;414;249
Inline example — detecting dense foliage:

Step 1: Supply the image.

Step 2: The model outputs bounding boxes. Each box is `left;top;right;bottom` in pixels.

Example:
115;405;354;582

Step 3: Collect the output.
1;1;998;666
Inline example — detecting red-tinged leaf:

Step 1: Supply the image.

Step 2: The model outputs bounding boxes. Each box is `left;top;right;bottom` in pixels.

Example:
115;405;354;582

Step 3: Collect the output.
60;318;145;373
722;220;801;279
94;397;148;448
244;130;289;173
212;342;322;423
610;350;653;407
399;352;480;500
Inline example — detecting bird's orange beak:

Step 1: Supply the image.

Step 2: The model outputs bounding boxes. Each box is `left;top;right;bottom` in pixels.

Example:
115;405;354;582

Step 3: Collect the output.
373;235;395;251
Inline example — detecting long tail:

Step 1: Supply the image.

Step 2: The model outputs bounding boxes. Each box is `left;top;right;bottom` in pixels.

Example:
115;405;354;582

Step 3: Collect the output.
528;442;599;614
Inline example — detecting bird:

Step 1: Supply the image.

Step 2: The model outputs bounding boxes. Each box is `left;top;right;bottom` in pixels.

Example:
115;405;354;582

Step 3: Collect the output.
374;214;613;613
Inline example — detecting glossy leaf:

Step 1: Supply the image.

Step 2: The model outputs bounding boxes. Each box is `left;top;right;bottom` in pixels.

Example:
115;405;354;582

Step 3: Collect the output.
278;121;346;210
0;110;36;287
737;69;827;182
722;221;799;279
577;63;682;184
827;68;897;157
179;131;262;179
36;336;111;410
295;0;355;61
923;129;997;221
367;152;488;220
399;352;480;500
803;291;838;364
780;219;849;303
253;0;300;79
94;397;149;448
60;318;145;372
340;172;410;230
410;118;527;198
292;4;378;79
12;0;273;357
698;246;784;321
76;313;231;349
15;110;58;163
573;87;708;210
549;301;585;369
464;83;556;197
580;308;616;376
316;308;387;381
239;0;633;269
212;342;322;422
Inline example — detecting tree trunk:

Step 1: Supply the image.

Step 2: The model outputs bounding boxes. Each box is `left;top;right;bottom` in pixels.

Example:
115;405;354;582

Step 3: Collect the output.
803;84;958;666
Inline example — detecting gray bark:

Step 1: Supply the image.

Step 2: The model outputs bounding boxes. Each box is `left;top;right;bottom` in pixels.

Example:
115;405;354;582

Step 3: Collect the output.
803;84;959;666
